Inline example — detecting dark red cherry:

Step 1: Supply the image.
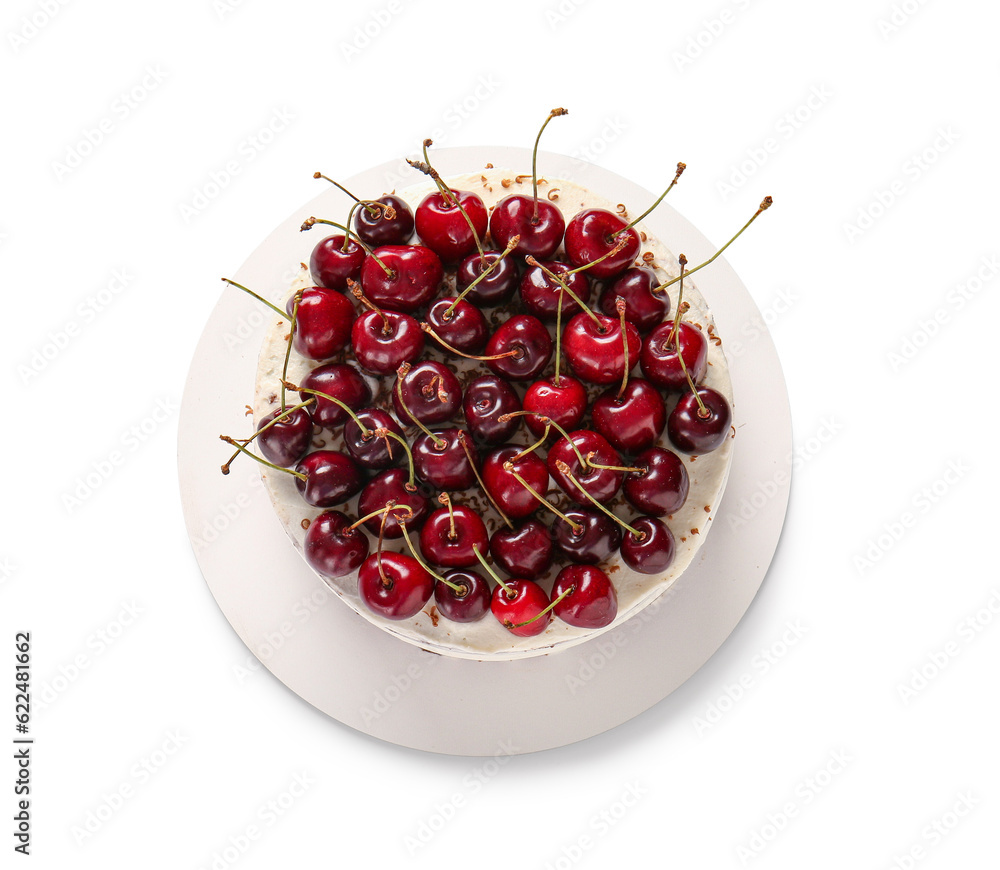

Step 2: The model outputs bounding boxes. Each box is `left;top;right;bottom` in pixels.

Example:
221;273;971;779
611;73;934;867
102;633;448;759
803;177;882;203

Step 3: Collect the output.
551;565;618;628
300;364;372;429
561;312;641;386
462;375;521;445
285;287;354;360
623;447;689;517
620;516;675;574
392;360;462;427
489;519;553;580
519;260;591;321
425;297;489;354
598;266;670;334
303;510;369;578
351;309;424;376
293;450;364;508
547;430;623;505
412;429;478;491
414;189;488;263
491;579;551;637
564;208;640;279
358;551;433;620
419;504;489;569
481;447;548;521
354;194;414;247
639;320;708;391
553;508;622;564
309;235;366;291
590;379;666;455
489;194;565;260
522;376;587;438
343;409;404;470
356;468;430;539
485;314;553;381
668;387;732;454
434;570;491;623
360;245;443;313
456;249;521;307
256;405;313;467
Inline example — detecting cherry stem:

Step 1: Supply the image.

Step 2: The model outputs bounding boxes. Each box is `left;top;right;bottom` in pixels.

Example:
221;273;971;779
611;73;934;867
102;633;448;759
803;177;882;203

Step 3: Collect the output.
221;399;314;473
563;234;630;277
553;460;644;539
347;279;392;335
514;585;574;629
280;290;303;410
667;254;688;348
375;427;418;491
671;258;708;417
398;521;463;592
584;452;643;474
377;507;390;585
512;425;551;463
615;296;629;401
553;285;564;385
620;162;686;234
442;234;520;319
472;544;513;596
652;196;773;295
286;382;372;438
525;257;603;329
531;108;568;222
219;435;305;480
438;492;457;540
304;217;394;277
395;364;447;449
420;322;522;362
349;503;414;532
498;411;588;469
221;278;287;322
503;462;581;533
458;432;513;530
312;172;381;219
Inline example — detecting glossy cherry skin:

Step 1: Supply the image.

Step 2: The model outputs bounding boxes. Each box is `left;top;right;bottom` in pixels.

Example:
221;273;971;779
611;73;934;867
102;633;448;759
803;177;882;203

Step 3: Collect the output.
623;447;689;517
256;406;313;467
434;570;491;623
547;430;624;505
485;314;553;381
309;235;365;290
489;194;565;260
419;505;489;568
351;309;424;376
354;194;414;247
489;519;553;580
343;409;404;470
668;387;732;454
286;287;354;360
519;260;591;322
561;312;641;386
552;565;618;628
412;429;478;491
360;245;443;313
598;266;670;334
425;297;489;354
303;510;369;578
481;447;549;521
358;551;433;620
462;375;521;445
590;379;666;455
491;579;552;637
293;450;364;508
522;376;587;438
620;516;675;574
564;208;640;279
455;249;521;306
553;508;622;564
392;360;462;427
300;364;372;429
414;189;488;263
639;320;708;392
356;468;430;539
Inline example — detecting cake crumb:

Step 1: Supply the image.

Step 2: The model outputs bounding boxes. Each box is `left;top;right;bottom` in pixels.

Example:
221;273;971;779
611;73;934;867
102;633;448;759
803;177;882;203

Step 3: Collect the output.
691;528;700;535
517;175;532;184
244;404;253;416
547;188;560;201
428;606;439;627
485;162;493;168
616;203;628;219
501;178;512;188
704;505;711;512
301;518;310;530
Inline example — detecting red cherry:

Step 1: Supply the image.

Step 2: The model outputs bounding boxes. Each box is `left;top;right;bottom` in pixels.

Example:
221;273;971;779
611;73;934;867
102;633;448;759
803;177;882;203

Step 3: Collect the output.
551;565;618;628
434;570;491;623
358;551;433;620
414;189;488;263
343;409;404;470
354;194;414;247
309;235;365;290
481;447;548;521
522;376;587;438
456;249;521;306
350;309;424;376
293;450;364;508
489;194;565;260
424;297;489;355
668;387;732;454
286;287;354;360
300;364;372;429
564;208;640;279
639;320;708;391
620;516;675;574
561;312;640;386
392;360;462;428
356;468;429;539
484;314;553;381
360;245;443;313
598;266;670;334
519;260;591;321
590;379;666;455
419;503;489;569
553;508;621;564
490;579;551;636
489;520;553;580
547;430;624;505
623;447;689;516
303;510;369;578
412;428;478;491
462;375;522;445
256;405;313;467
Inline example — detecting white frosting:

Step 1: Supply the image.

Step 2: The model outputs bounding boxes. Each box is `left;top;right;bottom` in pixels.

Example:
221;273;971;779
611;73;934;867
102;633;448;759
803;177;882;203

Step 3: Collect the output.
253;169;734;661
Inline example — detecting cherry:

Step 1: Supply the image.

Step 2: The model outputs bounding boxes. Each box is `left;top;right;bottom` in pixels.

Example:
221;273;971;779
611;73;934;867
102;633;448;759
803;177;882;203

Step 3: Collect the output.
256;404;314;467
284;286;354;360
519;260;591;321
358;551;433;620
413;188;488;264
303;510;369;578
360;244;443;313
484;314;552;381
424;297;489;355
392;360;462;428
293;450;364;508
639;320;708;392
489;519;553;580
547;429;624;504
668;386;732;454
553;508;622;564
598;266;670;334
309;234;366;291
620;516;675;574
551;565;618;628
564;208;640;279
354;194;414;247
455;249;520;306
356;468;429;539
349;285;425;375
300;364;372;429
462;375;522;445
412;428;478;491
343;409;404;470
490;579;552;637
561;311;640;386
622;447;689;516
419;496;489;568
481;446;549;521
590;378;666;455
522;375;587;439
434;570;491;623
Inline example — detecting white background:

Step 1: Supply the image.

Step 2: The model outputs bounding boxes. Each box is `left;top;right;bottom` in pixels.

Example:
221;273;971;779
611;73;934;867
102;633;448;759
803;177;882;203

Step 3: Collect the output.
3;0;998;867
